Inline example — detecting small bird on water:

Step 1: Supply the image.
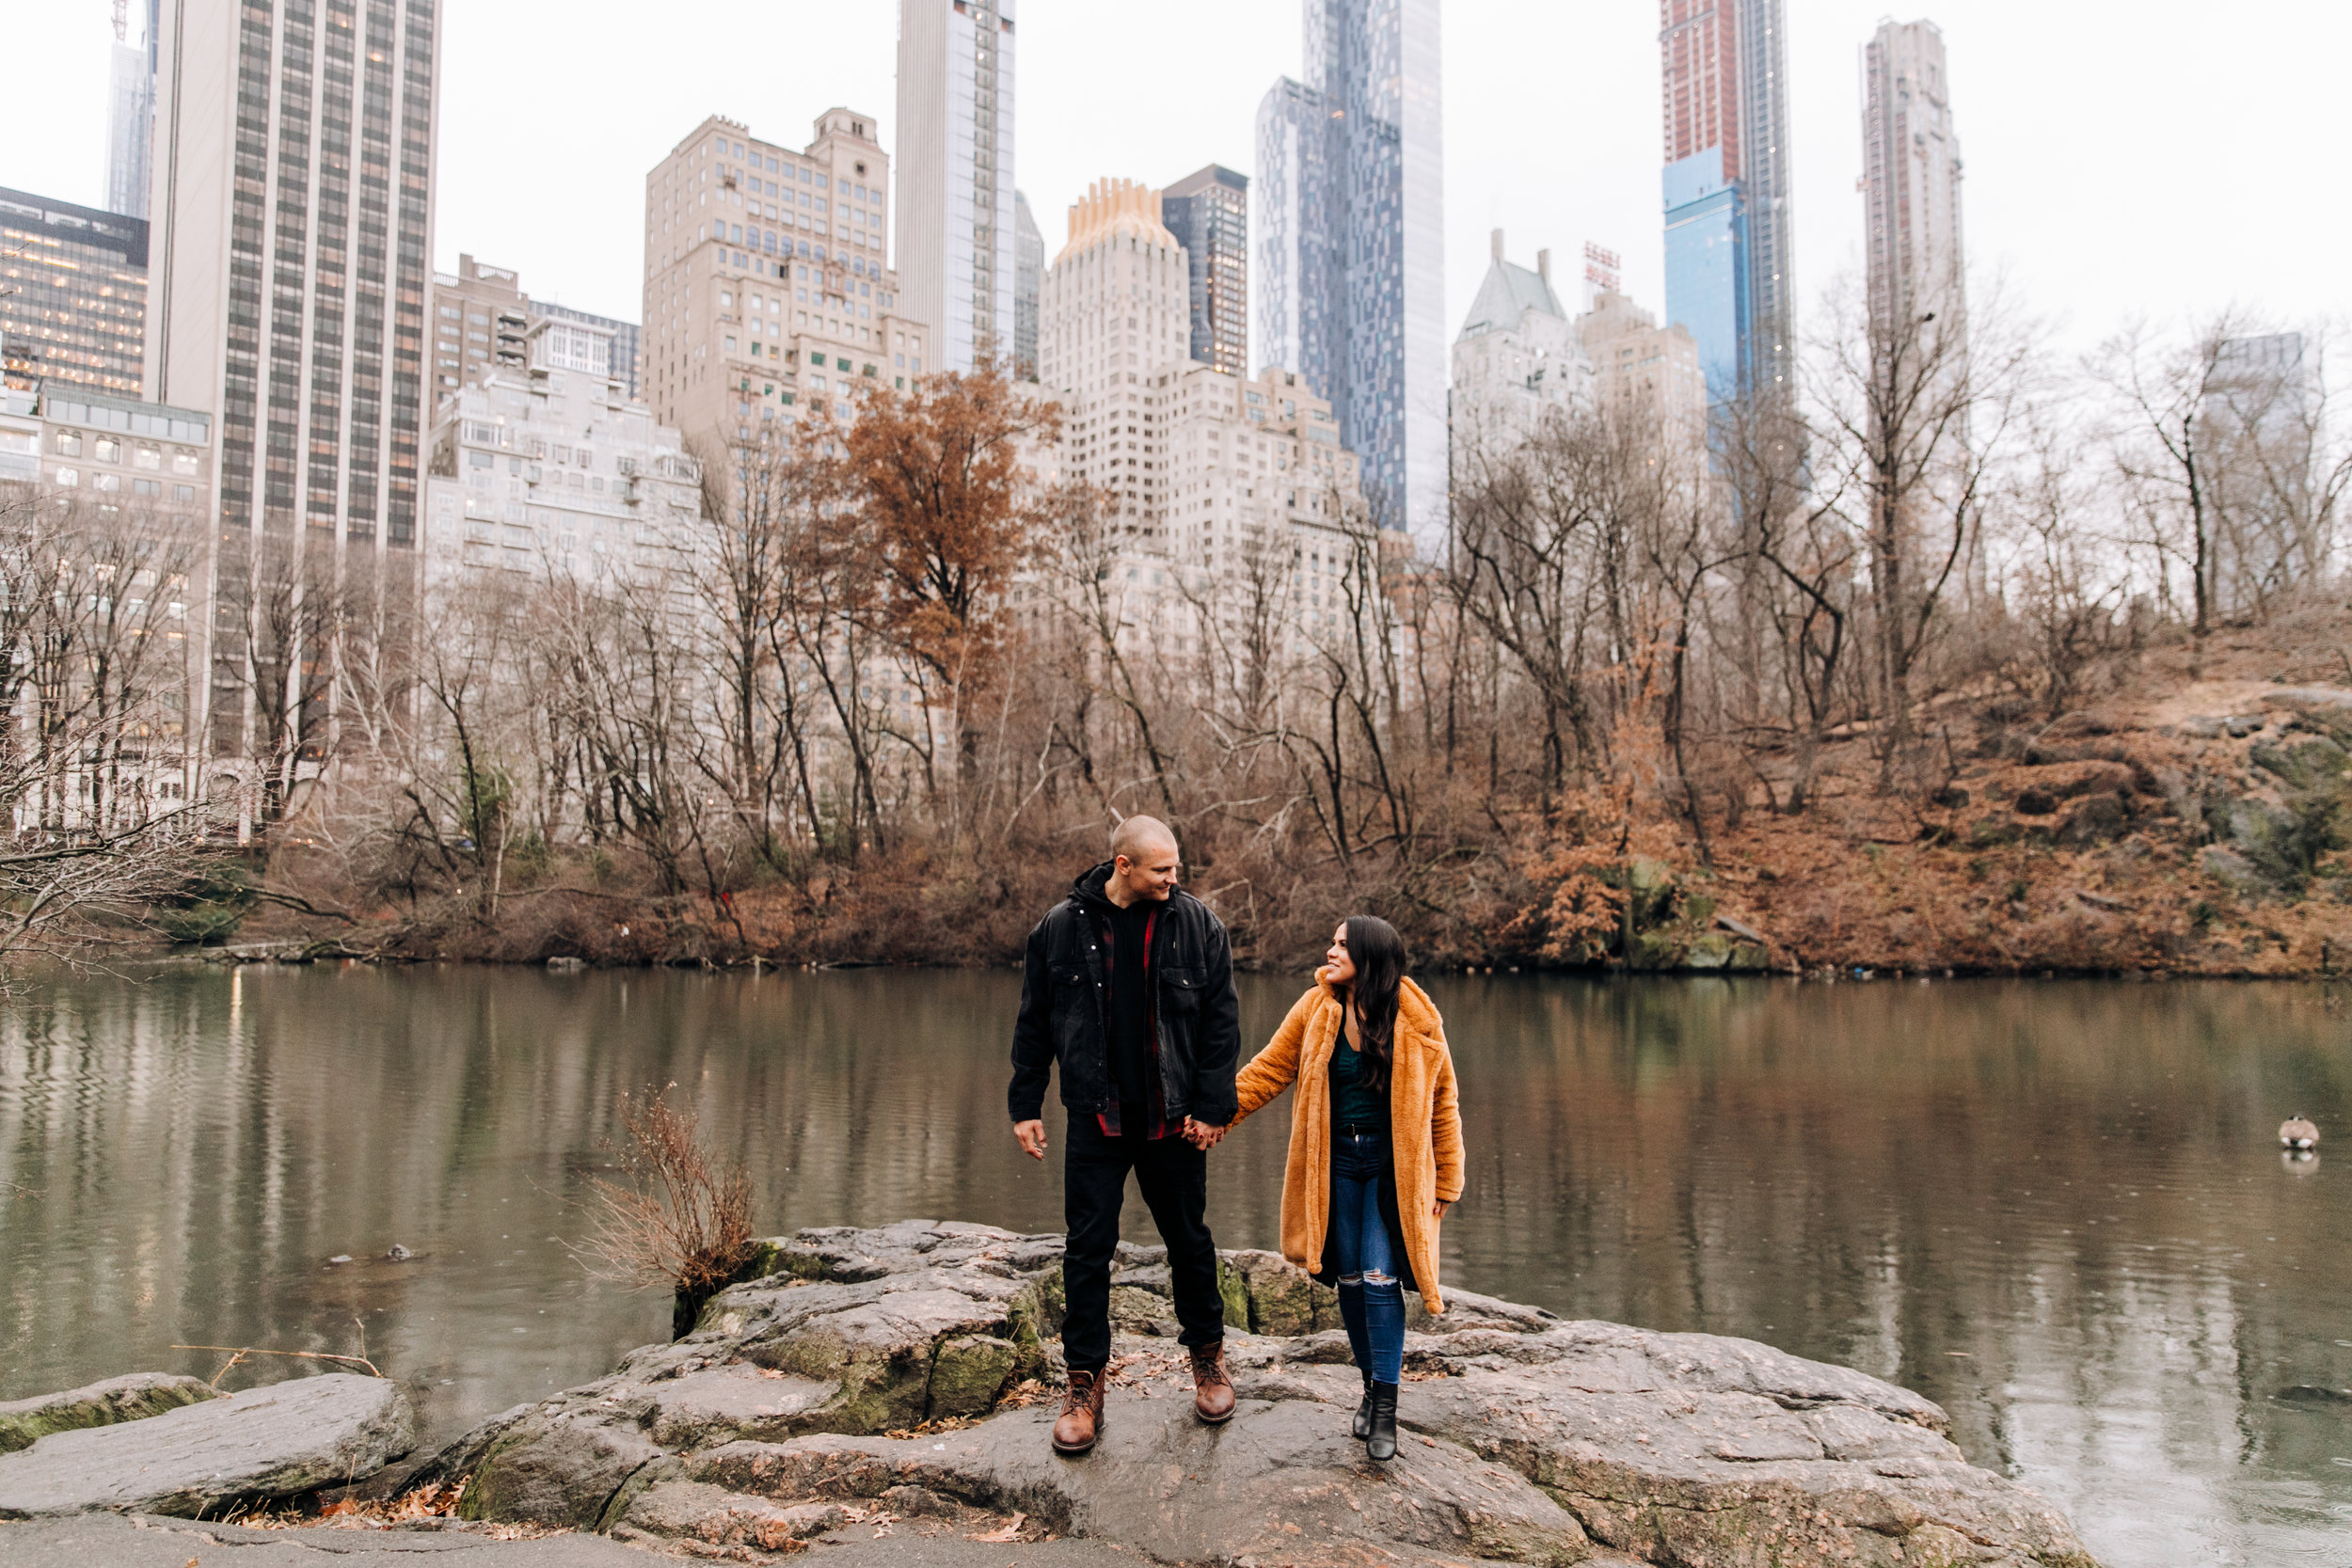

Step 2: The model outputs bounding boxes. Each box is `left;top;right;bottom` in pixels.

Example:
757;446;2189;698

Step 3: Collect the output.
2280;1116;2320;1151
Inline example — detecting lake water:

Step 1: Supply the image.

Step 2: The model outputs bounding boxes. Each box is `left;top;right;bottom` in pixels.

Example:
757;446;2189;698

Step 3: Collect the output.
0;964;2345;1565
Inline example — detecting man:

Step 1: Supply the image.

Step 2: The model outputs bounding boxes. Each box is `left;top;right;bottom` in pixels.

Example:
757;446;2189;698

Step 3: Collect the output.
1009;816;1241;1456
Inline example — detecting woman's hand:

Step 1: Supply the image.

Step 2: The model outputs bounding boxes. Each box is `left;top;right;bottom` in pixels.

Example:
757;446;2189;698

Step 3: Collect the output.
1431;1199;1451;1221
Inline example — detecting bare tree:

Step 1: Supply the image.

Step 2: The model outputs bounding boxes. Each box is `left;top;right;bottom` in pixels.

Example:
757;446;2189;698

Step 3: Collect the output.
1811;273;2034;789
2096;314;2350;661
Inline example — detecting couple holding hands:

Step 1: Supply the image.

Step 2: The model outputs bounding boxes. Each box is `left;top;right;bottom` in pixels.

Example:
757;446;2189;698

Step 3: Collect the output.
1008;816;1466;1463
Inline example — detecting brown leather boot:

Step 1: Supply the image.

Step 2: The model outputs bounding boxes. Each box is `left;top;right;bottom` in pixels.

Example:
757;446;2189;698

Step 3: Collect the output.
1190;1339;1235;1424
1052;1367;1105;1455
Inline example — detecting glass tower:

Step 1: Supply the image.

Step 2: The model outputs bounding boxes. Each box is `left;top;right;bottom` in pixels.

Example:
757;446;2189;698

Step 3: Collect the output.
1660;0;1791;402
0;190;149;395
1012;189;1041;382
106;0;160;220
1255;0;1443;539
1161;164;1248;378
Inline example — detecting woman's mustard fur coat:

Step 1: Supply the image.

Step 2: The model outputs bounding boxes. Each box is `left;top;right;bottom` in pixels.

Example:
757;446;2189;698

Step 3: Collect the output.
1228;976;1466;1313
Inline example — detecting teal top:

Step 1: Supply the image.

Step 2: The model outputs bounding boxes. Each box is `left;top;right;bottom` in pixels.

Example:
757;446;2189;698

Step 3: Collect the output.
1328;1037;1391;1129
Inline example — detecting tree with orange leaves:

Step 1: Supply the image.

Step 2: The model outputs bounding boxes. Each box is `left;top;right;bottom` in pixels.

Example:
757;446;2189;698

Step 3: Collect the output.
839;362;1064;785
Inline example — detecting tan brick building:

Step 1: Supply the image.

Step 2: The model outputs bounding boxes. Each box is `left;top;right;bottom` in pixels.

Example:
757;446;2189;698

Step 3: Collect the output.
641;111;927;451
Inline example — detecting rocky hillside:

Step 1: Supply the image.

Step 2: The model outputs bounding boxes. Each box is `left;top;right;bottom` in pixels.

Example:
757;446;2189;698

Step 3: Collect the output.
1608;627;2352;979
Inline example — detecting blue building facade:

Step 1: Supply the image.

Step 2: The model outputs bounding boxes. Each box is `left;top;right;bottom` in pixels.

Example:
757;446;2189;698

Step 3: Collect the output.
1255;0;1444;539
1658;0;1791;405
1661;149;1747;403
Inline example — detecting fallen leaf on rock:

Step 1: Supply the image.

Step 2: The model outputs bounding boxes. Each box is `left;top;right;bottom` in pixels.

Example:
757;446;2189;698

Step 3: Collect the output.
972;1512;1026;1543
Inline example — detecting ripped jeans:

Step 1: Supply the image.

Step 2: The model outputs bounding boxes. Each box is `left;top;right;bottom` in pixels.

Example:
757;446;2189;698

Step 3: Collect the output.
1329;1123;1405;1386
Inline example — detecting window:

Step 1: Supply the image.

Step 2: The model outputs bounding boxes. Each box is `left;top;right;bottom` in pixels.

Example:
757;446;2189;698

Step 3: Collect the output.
54;432;81;456
54;467;77;486
93;471;120;492
134;478;161;497
94;437;120;463
134;447;161;469
439;304;460;319
174;483;197;502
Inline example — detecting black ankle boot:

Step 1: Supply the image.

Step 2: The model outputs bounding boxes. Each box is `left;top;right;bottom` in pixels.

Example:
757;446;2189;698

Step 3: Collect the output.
1365;1381;1399;1461
1352;1373;1374;1440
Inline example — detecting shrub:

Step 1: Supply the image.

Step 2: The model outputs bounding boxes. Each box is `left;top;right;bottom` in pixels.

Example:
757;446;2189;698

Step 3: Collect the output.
582;1087;762;1338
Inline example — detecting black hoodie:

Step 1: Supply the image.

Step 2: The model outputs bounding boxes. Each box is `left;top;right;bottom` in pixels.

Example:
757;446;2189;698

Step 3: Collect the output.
1008;862;1242;1129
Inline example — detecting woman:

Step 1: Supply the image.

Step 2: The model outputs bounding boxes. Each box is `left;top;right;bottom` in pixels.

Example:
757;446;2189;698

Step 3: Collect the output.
1223;915;1464;1461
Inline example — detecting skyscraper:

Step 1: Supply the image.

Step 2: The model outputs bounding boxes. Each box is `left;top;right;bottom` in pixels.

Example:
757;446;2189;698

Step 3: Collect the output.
148;0;437;556
148;0;438;763
1035;178;1365;652
0;189;149;394
641;112;922;447
1012;190;1041;382
1038;178;1189;534
1256;0;1444;540
895;0;1017;373
1161;164;1248;378
1660;0;1791;401
1862;20;1964;334
107;0;159;219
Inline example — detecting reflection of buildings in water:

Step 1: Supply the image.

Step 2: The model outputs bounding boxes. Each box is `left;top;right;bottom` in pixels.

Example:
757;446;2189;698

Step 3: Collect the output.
0;971;2345;1568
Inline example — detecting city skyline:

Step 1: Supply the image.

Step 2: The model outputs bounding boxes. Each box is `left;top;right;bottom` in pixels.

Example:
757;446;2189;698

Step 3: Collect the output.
7;1;2344;381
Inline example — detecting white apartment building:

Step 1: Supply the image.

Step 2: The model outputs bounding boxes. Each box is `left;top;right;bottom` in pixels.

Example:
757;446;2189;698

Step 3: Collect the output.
1034;177;1368;656
1039;178;1189;543
1451;231;1591;465
422;321;699;585
896;0;1018;372
0;383;211;815
1161;362;1366;653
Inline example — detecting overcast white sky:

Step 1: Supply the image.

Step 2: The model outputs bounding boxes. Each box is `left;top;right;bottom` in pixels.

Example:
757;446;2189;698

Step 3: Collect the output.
8;1;2345;361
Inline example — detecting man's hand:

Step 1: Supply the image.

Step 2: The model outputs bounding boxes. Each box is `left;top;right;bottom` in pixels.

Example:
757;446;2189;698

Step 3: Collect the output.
1013;1119;1048;1161
1432;1198;1452;1221
1183;1117;1228;1151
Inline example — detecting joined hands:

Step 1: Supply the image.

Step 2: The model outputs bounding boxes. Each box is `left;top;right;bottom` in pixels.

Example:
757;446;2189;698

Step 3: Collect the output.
1011;1117;1227;1157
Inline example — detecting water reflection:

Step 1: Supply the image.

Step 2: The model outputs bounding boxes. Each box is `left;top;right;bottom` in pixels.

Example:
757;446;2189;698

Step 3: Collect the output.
0;966;2344;1567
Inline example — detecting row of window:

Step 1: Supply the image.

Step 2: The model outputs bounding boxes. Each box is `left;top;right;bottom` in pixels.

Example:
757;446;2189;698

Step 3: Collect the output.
50;433;204;473
701;138;880;205
50;468;201;501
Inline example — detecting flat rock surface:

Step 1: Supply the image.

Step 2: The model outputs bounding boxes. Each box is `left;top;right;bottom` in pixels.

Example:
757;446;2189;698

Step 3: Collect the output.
417;1221;2101;1566
0;1374;223;1454
0;1512;1152;1565
0;1374;415;1519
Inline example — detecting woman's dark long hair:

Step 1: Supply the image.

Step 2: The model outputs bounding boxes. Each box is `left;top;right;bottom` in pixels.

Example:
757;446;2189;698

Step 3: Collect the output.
1339;915;1408;1093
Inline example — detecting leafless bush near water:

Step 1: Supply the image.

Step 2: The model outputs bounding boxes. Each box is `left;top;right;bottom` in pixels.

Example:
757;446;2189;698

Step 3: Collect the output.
581;1087;761;1338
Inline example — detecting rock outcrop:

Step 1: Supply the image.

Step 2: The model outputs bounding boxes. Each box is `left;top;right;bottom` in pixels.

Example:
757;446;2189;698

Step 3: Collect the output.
0;1372;223;1454
421;1221;2099;1567
0;1372;415;1518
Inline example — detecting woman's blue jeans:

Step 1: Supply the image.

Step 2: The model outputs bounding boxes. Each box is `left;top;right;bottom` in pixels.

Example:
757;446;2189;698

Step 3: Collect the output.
1329;1124;1404;1385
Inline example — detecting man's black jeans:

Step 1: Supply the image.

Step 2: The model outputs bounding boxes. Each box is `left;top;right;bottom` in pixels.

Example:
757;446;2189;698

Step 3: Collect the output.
1061;1115;1226;1372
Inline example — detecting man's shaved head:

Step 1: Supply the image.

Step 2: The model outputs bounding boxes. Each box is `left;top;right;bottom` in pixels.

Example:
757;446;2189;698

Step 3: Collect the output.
1110;815;1178;865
